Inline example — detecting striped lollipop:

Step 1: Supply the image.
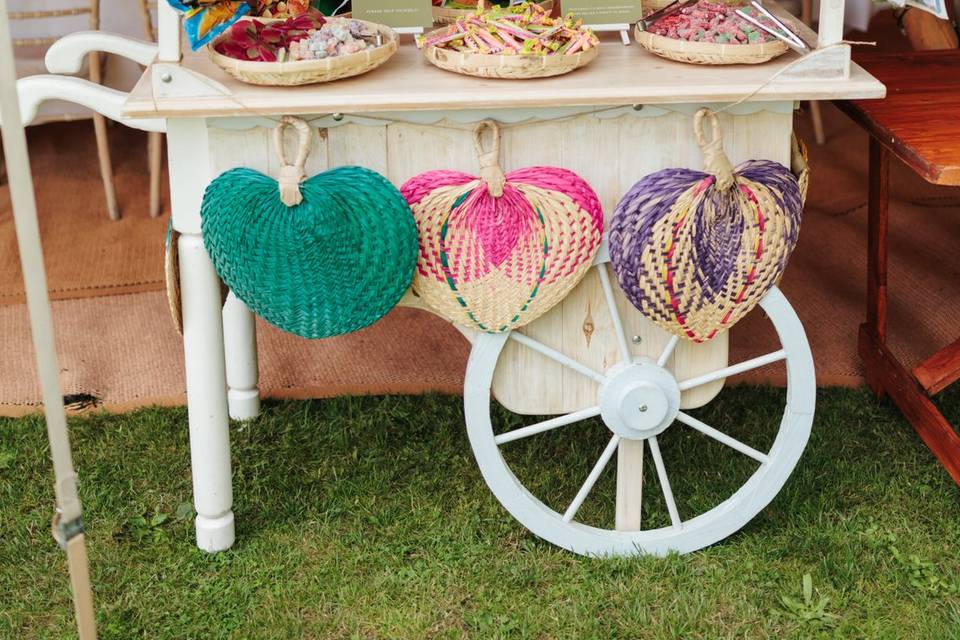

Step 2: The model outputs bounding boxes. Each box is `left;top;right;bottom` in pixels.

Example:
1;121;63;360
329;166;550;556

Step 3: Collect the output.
610;108;806;343
402;120;603;333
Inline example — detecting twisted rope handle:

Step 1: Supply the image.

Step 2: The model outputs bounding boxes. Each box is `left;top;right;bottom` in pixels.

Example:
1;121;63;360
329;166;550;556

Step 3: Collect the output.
694;108;735;191
273;116;313;206
474;119;506;197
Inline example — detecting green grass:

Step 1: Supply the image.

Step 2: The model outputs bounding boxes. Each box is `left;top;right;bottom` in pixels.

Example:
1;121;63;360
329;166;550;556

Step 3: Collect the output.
1;388;959;639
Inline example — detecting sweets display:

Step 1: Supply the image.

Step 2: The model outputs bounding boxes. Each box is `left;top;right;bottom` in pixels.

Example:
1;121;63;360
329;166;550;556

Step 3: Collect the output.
646;1;776;44
418;3;598;56
287;18;375;59
213;13;327;61
165;0;351;49
213;14;375;62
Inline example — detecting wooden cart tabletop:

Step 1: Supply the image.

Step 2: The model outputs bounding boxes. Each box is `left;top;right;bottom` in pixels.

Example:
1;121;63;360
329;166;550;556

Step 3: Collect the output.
835;50;960;186
124;33;885;119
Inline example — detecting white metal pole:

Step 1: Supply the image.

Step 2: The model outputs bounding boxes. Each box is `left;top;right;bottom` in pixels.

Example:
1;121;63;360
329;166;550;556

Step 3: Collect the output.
0;1;97;637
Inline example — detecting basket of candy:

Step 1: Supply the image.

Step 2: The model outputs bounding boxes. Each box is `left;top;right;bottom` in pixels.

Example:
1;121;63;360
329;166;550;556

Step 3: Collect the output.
418;2;598;79
635;0;788;65
432;0;554;25
208;14;397;86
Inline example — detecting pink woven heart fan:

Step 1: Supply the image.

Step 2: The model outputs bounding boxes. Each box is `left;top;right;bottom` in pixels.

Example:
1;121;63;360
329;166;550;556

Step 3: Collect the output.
401;120;604;333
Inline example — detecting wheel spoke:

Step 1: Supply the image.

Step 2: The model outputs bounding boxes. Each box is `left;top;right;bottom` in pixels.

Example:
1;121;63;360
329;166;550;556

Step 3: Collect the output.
647;436;681;528
495;406;602;445
677;349;787;391
597;265;632;365
675;412;770;464
562;435;620;523
509;332;607;385
657;335;680;368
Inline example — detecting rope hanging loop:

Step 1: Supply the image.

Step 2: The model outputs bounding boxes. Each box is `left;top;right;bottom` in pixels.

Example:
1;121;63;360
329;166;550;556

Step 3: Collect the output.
273;116;314;206
694;108;736;191
473;119;506;198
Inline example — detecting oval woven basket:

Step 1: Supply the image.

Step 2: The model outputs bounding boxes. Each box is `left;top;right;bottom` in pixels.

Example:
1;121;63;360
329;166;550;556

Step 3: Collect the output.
208;19;397;86
422;28;598;79
432;0;553;25
634;25;787;65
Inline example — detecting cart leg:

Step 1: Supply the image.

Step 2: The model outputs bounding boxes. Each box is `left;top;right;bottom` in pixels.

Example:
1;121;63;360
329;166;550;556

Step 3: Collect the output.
223;291;260;421
616;439;644;531
179;232;235;552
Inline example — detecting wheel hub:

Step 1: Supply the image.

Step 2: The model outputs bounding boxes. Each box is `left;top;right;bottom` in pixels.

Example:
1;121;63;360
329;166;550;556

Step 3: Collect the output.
598;361;681;440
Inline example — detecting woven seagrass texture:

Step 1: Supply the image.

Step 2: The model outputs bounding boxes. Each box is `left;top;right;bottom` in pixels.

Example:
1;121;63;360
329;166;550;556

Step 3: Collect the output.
200;119;418;339
208;19;397;86
610;109;804;343
402;121;603;333
432;0;554;25
634;26;788;65
421;27;598;79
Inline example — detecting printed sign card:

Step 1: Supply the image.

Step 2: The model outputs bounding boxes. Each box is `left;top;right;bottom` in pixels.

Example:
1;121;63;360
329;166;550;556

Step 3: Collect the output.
351;0;433;29
563;0;643;25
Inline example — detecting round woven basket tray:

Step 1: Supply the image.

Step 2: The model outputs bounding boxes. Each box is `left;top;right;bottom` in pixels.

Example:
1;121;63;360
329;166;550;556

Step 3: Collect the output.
422;27;598;79
208;19;397;86
432;0;553;25
634;25;788;65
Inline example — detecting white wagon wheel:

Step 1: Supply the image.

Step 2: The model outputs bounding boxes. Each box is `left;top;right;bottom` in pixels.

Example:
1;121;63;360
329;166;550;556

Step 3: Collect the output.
464;256;815;557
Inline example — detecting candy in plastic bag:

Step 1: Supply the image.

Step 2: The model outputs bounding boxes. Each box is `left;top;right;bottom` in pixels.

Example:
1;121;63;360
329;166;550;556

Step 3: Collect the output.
165;0;252;49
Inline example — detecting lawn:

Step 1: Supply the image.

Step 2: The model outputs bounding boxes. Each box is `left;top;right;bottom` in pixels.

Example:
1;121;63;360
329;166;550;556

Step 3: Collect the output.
1;388;959;639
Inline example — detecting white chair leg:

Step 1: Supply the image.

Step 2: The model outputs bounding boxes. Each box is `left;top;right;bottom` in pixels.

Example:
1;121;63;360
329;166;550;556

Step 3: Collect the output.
223;291;260;421
179;232;235;552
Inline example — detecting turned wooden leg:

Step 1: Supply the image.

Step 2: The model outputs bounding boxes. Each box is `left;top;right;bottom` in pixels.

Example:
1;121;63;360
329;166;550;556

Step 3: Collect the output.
88;51;119;221
148;132;163;218
223;291;260;421
863;137;889;397
179;233;234;552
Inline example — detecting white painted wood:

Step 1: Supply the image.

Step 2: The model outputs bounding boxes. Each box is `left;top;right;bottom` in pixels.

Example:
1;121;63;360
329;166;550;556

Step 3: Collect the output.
463;284;815;557
223;292;260;422
817;0;846;46
615;439;644;531
170;117;235;551
780;45;850;81
10;74;165;132
167;118;209;235
121;31;884;119
178;232;235;552
157;0;181;62
44;31;158;73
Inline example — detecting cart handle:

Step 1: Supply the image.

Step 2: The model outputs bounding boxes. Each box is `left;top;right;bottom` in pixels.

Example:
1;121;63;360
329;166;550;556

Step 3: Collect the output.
45;31;159;74
11;75;166;133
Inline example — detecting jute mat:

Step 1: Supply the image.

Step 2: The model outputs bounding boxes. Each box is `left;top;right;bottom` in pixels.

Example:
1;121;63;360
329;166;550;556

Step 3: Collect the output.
0;121;168;306
2;105;959;415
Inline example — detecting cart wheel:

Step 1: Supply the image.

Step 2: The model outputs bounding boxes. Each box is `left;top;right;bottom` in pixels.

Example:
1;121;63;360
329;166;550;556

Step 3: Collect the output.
464;258;815;556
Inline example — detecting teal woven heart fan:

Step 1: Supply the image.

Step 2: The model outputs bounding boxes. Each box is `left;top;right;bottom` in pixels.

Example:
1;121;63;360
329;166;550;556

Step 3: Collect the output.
200;116;418;339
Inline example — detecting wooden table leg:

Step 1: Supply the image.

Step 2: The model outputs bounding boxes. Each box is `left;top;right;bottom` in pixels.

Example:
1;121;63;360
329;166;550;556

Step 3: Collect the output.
863;137;889;397
858;135;960;486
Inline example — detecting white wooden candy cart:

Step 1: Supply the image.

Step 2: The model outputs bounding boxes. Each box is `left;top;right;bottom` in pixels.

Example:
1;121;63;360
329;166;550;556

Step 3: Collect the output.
16;1;883;556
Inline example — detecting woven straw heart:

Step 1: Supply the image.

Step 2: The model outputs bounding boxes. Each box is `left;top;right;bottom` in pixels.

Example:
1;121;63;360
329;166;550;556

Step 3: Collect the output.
402;120;604;333
610;109;805;343
201;117;418;339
